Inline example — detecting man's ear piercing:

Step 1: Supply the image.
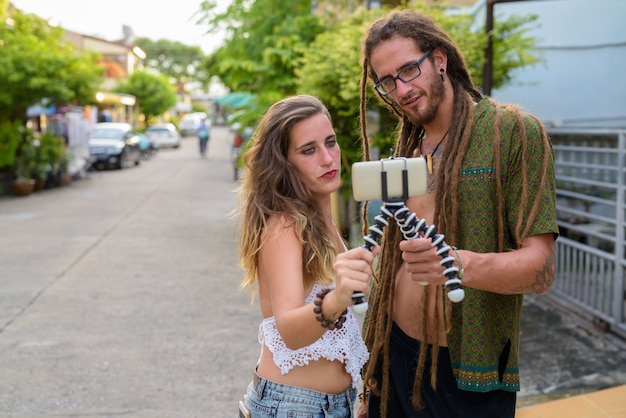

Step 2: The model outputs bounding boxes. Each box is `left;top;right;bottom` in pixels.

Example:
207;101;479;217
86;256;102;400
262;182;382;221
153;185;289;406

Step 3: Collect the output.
440;68;445;81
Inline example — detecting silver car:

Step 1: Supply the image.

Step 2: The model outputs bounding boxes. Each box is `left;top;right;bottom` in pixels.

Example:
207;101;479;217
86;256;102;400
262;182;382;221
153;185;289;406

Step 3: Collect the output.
146;123;181;149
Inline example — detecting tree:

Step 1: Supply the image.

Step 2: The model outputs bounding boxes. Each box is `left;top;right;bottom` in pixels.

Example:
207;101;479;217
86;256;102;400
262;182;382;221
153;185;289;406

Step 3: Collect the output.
295;10;374;175
298;4;540;230
0;3;102;123
198;2;539;156
196;1;541;229
115;71;177;124
198;0;325;107
133;38;208;86
297;4;540;188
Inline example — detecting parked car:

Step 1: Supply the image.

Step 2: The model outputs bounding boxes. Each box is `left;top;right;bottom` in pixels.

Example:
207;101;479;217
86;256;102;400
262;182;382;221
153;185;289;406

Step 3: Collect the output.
179;112;207;137
145;123;181;148
89;122;141;170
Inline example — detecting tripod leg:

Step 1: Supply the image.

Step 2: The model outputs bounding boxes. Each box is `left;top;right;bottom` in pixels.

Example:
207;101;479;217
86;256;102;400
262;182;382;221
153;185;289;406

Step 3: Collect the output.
352;201;464;310
352;211;391;314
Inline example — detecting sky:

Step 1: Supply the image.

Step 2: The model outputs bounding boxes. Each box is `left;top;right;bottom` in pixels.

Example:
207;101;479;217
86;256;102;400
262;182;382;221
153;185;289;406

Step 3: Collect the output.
11;0;227;54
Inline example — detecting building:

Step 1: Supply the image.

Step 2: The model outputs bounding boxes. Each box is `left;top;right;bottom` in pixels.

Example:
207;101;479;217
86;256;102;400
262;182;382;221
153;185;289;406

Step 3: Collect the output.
472;0;626;129
63;29;146;125
330;0;625;129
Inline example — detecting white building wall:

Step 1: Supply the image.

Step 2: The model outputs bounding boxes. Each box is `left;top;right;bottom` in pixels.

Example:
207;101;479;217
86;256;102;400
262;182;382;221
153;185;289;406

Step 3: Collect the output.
472;0;626;128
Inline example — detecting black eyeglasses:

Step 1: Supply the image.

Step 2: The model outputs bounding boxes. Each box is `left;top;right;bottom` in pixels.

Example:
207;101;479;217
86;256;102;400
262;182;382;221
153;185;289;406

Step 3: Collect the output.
374;49;433;96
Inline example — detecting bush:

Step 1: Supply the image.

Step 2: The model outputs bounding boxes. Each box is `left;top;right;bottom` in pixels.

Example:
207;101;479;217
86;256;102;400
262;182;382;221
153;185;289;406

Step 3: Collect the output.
14;136;37;180
12;129;65;181
37;132;64;174
0;122;22;171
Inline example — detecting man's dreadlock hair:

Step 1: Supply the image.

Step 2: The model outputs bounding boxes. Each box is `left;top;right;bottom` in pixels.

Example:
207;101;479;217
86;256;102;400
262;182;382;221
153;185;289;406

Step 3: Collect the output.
358;9;552;415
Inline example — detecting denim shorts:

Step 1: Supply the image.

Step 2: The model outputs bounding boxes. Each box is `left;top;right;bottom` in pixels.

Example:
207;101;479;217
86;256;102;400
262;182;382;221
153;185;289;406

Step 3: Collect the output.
242;372;356;418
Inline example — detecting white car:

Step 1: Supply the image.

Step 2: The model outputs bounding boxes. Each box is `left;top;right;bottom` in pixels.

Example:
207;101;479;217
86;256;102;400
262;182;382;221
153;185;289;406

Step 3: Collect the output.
179;112;208;137
145;123;181;149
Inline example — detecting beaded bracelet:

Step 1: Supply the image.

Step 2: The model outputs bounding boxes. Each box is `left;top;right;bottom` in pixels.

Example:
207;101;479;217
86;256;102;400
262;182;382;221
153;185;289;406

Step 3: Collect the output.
313;288;348;330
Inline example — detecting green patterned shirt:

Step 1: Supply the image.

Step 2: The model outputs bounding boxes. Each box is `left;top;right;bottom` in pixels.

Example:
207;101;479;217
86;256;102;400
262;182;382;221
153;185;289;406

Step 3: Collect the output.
446;98;559;392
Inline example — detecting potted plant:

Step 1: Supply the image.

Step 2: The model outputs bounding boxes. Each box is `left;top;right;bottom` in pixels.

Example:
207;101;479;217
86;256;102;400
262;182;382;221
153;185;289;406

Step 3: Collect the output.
12;138;37;196
58;149;73;185
35;133;64;189
31;161;48;191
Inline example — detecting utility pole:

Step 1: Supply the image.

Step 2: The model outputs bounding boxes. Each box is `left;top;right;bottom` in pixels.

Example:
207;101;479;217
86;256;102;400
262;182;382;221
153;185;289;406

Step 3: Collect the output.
482;0;536;96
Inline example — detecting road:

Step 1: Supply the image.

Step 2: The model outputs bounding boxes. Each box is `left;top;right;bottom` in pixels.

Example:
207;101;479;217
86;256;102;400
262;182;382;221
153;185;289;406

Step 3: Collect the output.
0;127;260;417
0;126;624;417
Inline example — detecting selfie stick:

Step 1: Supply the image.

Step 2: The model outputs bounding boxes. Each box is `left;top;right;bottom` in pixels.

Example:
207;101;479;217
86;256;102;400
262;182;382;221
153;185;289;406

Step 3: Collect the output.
351;157;465;314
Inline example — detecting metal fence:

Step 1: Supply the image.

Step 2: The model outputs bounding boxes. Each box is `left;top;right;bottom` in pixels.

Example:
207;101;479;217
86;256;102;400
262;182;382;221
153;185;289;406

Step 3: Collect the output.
549;128;626;339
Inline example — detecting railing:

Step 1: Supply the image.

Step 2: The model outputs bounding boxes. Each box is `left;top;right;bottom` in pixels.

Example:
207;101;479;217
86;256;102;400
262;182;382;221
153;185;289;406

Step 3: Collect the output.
549;128;626;339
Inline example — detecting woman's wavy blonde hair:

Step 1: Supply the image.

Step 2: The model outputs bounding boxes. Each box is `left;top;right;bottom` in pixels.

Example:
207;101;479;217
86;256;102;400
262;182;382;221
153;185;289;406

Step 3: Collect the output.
236;95;341;295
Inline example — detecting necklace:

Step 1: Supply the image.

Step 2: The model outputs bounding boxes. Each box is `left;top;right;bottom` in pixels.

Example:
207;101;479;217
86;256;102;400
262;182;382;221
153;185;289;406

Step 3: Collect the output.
418;128;449;174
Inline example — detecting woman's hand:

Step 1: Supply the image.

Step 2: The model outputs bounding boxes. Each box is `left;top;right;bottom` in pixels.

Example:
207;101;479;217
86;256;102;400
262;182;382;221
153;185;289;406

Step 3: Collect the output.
332;246;379;310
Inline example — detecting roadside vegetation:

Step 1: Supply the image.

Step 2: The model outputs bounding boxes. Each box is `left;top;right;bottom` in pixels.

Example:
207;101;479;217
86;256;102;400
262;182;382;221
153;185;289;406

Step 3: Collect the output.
1;0;540;222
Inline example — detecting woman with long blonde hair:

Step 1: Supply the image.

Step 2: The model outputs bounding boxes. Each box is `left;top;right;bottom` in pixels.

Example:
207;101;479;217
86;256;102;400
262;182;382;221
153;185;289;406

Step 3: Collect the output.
236;95;378;417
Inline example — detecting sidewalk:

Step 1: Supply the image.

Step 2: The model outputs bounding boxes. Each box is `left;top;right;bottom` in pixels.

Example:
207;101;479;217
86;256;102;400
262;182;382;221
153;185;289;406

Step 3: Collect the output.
517;384;626;417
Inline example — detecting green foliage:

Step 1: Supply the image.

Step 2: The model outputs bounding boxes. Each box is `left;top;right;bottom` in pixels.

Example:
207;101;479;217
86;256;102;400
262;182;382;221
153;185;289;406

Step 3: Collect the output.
489;13;541;89
10;129;64;180
0;7;102;123
196;1;542;227
296;9;382;186
134;38;208;86
35;132;64;178
199;0;324;104
198;0;330;144
191;102;209;114
57;148;72;174
13;130;37;180
297;4;541;189
115;71;177;124
0;121;21;170
198;1;539;171
433;9;487;87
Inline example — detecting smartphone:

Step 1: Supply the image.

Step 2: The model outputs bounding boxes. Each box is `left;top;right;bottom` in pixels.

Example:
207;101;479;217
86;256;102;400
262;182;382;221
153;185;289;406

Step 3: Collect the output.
238;400;251;418
352;157;427;202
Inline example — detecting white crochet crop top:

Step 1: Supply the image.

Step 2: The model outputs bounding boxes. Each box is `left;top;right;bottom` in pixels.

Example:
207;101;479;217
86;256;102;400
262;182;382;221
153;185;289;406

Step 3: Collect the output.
259;281;369;388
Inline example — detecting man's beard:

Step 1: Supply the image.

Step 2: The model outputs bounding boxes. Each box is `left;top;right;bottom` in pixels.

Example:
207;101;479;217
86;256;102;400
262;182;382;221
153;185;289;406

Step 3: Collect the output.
406;74;445;126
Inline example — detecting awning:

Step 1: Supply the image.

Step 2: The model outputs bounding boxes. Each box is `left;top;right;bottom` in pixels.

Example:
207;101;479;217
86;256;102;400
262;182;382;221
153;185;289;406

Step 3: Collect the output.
214;92;256;109
27;104;56;117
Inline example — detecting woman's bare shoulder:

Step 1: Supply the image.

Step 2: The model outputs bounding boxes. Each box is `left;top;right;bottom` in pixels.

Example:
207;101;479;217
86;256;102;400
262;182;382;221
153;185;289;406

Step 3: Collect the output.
264;213;298;241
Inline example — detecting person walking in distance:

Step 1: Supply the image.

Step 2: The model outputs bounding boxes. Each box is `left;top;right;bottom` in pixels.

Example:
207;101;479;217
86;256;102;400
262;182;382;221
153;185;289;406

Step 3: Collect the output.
235;95;378;417
197;118;210;157
356;9;559;418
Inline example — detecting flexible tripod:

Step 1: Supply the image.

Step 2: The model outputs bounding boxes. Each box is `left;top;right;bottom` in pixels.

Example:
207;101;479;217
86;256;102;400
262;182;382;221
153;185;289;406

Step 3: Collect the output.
351;157;465;314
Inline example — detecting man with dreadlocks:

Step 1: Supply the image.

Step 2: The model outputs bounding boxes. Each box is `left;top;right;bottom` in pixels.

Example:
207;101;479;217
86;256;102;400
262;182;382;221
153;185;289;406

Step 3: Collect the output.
356;9;559;418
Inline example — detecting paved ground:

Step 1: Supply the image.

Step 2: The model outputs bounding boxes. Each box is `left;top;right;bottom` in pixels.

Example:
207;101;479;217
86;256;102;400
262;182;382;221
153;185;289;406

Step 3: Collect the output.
0;125;624;417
